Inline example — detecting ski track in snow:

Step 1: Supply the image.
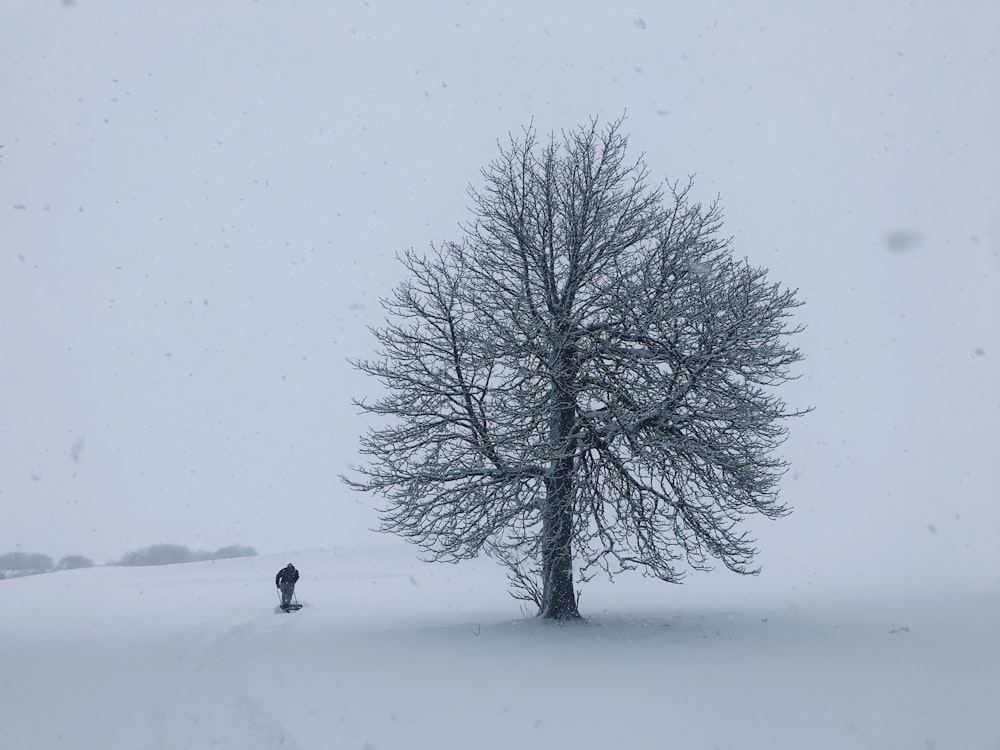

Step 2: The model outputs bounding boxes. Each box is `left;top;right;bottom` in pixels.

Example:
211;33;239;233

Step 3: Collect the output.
149;613;302;750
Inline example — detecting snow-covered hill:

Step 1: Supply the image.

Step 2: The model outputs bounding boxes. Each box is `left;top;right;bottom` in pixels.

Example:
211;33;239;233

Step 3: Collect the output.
2;547;997;749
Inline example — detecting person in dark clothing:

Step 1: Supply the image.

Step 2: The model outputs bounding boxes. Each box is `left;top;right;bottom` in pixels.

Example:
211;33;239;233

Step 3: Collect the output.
275;563;299;609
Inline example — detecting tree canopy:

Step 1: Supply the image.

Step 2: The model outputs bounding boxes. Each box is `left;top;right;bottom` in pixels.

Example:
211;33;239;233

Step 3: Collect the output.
346;119;806;618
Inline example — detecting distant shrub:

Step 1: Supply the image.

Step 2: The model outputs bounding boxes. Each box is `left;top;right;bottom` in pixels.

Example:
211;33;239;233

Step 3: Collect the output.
56;555;94;570
211;545;257;559
117;544;195;567
0;552;54;574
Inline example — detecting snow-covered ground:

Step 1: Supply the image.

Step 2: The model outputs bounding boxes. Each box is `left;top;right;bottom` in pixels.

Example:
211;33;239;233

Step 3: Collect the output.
2;546;997;749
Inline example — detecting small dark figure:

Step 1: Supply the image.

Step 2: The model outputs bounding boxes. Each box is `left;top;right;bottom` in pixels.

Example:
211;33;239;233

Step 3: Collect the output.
275;563;299;610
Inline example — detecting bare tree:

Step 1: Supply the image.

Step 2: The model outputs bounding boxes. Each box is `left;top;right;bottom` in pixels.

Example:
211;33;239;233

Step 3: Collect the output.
345;119;806;619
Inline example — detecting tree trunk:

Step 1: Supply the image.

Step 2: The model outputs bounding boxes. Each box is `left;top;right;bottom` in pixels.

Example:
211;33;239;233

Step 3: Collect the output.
539;481;579;619
540;347;581;620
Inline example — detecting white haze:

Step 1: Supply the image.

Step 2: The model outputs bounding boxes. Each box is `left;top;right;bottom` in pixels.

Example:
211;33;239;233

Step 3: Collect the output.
1;2;998;583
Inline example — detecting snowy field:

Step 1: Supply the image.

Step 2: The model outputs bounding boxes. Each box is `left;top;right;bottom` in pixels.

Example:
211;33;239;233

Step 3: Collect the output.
2;545;997;750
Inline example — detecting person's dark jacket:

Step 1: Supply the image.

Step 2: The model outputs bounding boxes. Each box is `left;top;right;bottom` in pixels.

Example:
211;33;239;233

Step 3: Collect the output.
276;564;299;588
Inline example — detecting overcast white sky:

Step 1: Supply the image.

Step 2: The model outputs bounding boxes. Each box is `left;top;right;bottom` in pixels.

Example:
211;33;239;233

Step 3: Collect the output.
1;2;997;590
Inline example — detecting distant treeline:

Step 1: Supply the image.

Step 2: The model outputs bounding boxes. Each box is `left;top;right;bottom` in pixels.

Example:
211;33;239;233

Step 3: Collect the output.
116;544;258;567
0;544;257;578
0;552;91;577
